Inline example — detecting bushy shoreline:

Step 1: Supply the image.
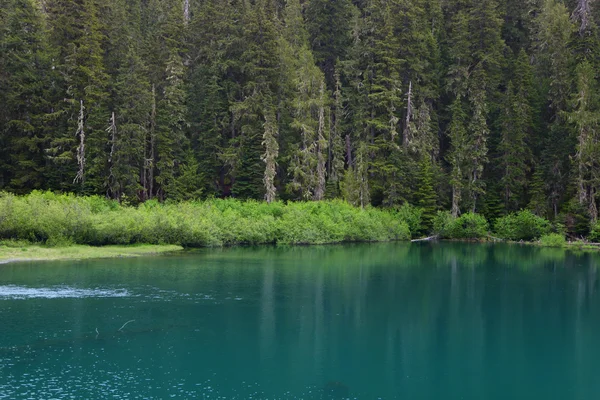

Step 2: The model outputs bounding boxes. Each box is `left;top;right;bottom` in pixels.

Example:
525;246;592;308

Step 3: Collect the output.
0;192;411;247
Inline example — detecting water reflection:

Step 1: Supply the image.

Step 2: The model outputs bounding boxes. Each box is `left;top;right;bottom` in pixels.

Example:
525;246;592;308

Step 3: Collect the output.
1;243;600;399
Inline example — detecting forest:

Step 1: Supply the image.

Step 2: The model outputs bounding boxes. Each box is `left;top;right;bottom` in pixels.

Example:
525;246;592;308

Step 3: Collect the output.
1;0;600;238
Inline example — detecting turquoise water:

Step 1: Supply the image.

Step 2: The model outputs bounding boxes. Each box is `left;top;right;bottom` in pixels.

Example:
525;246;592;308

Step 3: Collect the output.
1;243;600;399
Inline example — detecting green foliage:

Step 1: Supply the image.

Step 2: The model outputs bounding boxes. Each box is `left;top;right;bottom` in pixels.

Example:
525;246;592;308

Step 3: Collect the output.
0;192;410;247
539;233;566;248
2;0;600;233
557;199;591;238
588;222;600;242
433;211;489;239
395;203;423;238
494;210;552;241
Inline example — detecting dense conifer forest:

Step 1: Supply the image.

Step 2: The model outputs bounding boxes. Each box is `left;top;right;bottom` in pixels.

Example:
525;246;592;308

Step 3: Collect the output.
1;0;600;236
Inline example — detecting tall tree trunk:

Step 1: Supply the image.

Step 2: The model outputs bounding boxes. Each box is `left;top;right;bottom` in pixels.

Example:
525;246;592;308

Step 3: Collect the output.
74;100;86;185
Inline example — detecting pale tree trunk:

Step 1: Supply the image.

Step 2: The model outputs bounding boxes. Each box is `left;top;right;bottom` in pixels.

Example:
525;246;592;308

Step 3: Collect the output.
314;82;327;201
451;164;462;217
572;0;592;33
403;81;413;147
74;100;86;185
184;0;190;24
262;111;279;203
330;71;345;184
106;111;118;199
148;84;157;199
590;187;598;222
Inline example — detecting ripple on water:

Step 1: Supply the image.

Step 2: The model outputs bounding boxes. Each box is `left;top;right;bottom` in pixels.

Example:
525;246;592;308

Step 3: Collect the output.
0;285;130;300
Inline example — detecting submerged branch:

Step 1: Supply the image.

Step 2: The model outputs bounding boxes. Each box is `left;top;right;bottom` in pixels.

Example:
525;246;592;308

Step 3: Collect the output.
118;320;135;331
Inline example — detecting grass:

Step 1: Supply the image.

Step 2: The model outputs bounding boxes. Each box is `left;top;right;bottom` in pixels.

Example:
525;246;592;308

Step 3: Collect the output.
0;241;183;263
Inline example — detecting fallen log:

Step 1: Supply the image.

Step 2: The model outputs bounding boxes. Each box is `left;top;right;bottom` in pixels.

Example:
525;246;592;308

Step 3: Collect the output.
411;235;439;243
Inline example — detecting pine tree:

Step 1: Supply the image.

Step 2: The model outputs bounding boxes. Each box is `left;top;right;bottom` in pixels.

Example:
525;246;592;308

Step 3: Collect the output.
498;50;534;212
568;61;600;222
305;0;356;89
0;0;57;192
444;0;504;214
281;0;329;200
186;0;242;197
325;69;346;198
229;0;280;200
446;98;469;217
45;0;110;193
415;159;438;233
156;50;189;200
107;44;152;201
532;0;576;216
262;110;279;203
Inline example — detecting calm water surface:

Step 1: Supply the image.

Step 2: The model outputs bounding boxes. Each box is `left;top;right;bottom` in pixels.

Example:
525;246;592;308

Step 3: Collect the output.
1;243;600;399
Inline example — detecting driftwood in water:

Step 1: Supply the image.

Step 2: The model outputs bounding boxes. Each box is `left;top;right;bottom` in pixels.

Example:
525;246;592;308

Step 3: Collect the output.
411;235;439;243
487;235;505;242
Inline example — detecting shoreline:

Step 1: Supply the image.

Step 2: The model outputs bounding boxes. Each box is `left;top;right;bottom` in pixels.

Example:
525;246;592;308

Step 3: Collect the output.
0;244;184;264
3;238;599;265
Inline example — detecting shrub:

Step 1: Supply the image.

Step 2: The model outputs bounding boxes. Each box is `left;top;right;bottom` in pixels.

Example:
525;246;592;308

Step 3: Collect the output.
556;199;590;238
0;192;411;247
539;233;566;247
395;203;423;238
589;222;600;242
433;211;489;239
494;210;552;241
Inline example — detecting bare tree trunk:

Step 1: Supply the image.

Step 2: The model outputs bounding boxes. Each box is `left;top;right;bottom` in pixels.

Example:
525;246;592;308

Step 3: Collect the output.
74;100;86;185
590;187;598;222
345;134;353;167
106;112;118;199
184;0;190;24
314;82;327;201
572;0;592;33
403;81;413;147
148;84;157;199
262;112;278;203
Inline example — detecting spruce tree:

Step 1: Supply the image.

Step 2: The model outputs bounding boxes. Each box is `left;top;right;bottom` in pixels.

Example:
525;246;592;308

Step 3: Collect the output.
45;0;110;193
498;50;535;212
0;0;57;192
305;0;356;90
532;0;576;216
156;50;189;200
281;0;329;200
568;61;600;221
107;44;152;201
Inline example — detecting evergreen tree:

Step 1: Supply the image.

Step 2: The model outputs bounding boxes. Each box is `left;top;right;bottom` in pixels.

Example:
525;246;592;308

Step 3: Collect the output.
186;0;242;197
45;0;110;193
156;50;189;200
305;0;356;89
281;0;329;200
0;0;57;192
415;159;438;233
568;61;600;222
228;0;280;200
107;44;152;201
532;0;576;216
444;0;504;214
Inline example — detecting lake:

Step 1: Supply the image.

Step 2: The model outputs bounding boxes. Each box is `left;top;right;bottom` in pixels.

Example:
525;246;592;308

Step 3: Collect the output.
1;242;599;399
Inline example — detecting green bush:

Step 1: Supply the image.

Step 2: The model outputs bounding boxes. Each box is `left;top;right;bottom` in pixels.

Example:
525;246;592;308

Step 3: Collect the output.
539;233;566;247
589;222;600;242
433;211;489;239
494;210;552;241
0;192;411;247
395;203;423;238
